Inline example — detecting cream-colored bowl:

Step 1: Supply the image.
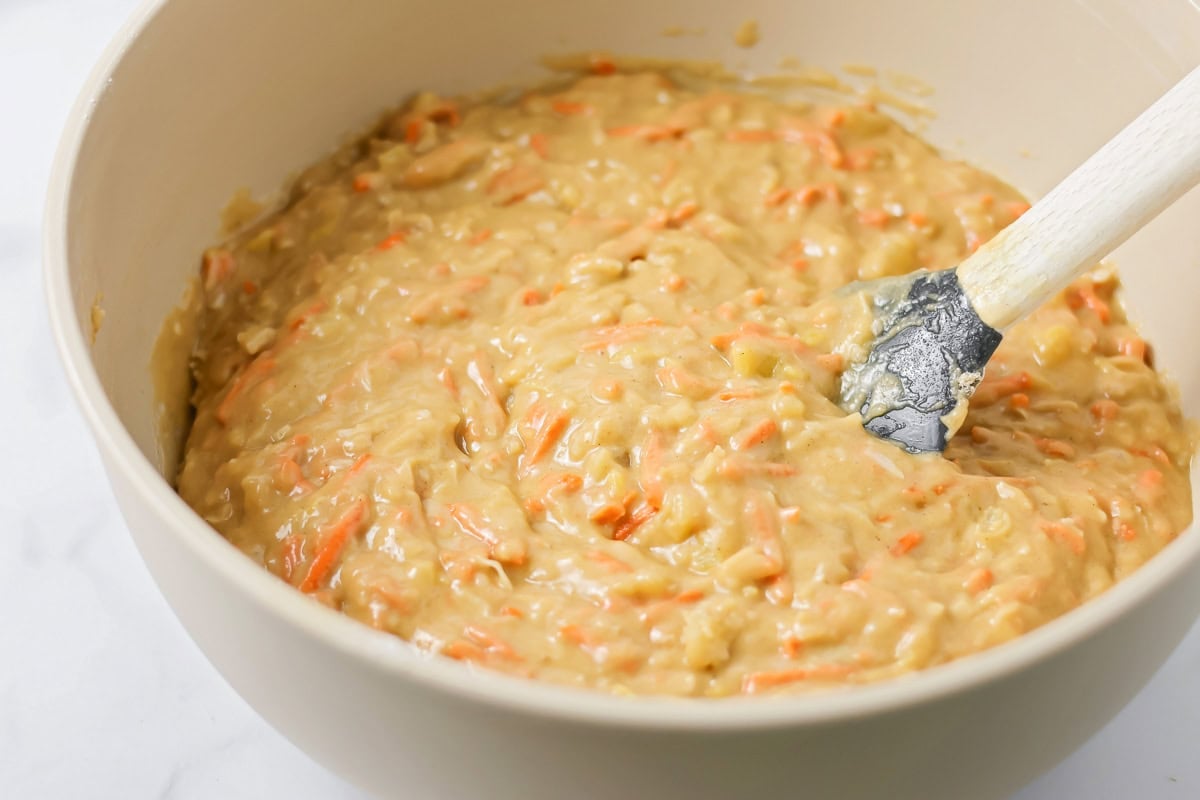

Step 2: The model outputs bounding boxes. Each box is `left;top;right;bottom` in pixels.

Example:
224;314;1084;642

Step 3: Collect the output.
44;1;1200;797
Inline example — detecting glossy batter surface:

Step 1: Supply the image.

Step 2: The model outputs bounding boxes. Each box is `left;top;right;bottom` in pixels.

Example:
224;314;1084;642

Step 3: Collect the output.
176;71;1192;696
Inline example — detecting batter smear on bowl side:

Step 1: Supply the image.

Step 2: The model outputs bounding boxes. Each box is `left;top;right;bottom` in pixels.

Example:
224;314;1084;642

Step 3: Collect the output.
174;69;1192;697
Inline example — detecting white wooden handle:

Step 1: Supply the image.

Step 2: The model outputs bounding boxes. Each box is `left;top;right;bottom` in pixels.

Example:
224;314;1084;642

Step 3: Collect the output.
958;65;1200;331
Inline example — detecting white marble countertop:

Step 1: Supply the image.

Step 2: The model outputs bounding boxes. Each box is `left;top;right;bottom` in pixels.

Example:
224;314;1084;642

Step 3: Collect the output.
2;2;1198;797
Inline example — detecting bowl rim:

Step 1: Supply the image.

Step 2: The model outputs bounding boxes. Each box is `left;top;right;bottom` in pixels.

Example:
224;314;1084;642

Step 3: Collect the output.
43;0;1200;732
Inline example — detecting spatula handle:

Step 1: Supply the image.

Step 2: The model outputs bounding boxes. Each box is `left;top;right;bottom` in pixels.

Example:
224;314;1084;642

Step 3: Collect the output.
958;65;1200;331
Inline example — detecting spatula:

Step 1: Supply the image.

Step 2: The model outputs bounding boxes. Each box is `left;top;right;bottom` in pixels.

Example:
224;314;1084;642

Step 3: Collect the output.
839;65;1200;454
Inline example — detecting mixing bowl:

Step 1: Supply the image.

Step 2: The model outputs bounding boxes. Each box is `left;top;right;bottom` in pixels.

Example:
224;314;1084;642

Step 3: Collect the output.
44;1;1200;797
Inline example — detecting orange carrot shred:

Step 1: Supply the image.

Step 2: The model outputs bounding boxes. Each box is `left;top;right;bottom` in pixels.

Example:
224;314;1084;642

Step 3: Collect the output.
1040;520;1086;555
520;403;570;469
613;504;656;541
519;287;544;306
529;132;550;159
551;100;592;116
764;187;792;207
733;418;779;451
858;208;889;228
590;503;626;526
725;129;776;143
640;431;666;510
742;664;855;693
376;232;407;251
589;55;617;75
965;567;994;594
586;549;633;573
1090;399;1120;421
299;498;368;592
890;530;924;557
215;355;276;425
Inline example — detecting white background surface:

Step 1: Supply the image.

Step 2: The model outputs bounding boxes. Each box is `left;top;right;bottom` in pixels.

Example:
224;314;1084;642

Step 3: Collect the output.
1;1;1198;797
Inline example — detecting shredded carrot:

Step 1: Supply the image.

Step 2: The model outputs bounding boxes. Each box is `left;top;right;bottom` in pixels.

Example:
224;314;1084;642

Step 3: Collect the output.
1131;445;1172;466
907;210;929;227
279;534;304;583
971;371;1032;406
299;497;368;592
353;171;384;193
518;287;544;306
438;366;458;398
347;453;372;478
589;54;617;75
890;530;924;557
709;321;805;354
524;471;584;514
559;624;600;647
215;355;276;425
763;187;792;207
487;164;543;205
825;108;847;128
965;567;994;594
590;503;626;526
664;273;687;292
277;457;312;494
640;431;666;509
1040;520;1086;555
779;126;844;168
733;418;779;451
1090;399;1120;421
845;147;877;171
742;664;856;693
725;129;776;143
718;389;758;401
201;248;235;288
858;208;889;228
498;605;524;618
780;636;805;658
670;201;699;225
375;232;407;251
582;319;663;351
464;625;521;661
1006;201;1032;218
241;280;258;295
1138;468;1165;489
1065;283;1111;323
519;403;569;469
447;503;527;565
718;458;797;479
1116;337;1147;361
442;640;486;662
551;100;593;116
468;228;493;245
1034;437;1075;459
613;504;656;541
1008;392;1030;410
404;118;424;145
586;549;633;573
815;353;844;372
529;132;550;159
979;193;995;208
1116;520;1137;542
